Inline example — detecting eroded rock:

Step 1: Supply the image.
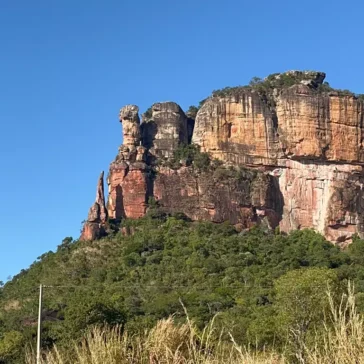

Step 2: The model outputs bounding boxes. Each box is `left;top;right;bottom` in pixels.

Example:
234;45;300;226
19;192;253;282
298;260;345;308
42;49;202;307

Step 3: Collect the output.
80;172;108;241
119;105;141;147
142;102;188;158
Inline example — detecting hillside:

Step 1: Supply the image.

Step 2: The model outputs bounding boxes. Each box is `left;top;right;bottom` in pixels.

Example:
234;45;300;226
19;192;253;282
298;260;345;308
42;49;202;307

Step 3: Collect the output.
3;214;364;362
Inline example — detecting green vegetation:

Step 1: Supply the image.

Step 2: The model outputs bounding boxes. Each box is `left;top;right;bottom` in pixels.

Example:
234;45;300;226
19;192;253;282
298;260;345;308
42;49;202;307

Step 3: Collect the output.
163;143;211;171
210;71;320;98
3;215;364;362
213;165;257;182
211;85;250;98
143;106;153;119
186;105;199;119
210;72;364;101
24;285;364;363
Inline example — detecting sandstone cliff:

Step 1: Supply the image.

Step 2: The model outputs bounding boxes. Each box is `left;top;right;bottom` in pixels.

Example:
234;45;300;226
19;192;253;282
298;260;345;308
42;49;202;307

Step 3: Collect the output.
81;71;364;244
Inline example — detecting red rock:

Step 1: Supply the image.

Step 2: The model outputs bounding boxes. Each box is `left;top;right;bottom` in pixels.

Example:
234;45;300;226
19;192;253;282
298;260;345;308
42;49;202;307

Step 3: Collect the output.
80;172;108;241
107;162;149;220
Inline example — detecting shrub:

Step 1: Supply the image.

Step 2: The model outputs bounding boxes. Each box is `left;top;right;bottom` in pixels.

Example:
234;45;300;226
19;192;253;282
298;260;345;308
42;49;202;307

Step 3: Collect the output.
143;107;153;119
0;331;24;362
164;143;211;171
193;151;210;170
186;105;199;119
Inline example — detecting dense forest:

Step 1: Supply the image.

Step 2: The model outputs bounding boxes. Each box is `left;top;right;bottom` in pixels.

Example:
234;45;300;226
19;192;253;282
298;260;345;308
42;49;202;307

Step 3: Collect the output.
2;212;364;363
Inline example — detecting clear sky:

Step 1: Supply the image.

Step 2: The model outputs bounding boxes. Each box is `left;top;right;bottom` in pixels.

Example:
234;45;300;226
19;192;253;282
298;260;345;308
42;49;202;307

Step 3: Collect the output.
0;0;363;282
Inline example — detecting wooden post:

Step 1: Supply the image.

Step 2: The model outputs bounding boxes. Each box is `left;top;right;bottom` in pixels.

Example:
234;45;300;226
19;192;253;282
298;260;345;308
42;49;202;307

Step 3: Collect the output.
36;284;43;364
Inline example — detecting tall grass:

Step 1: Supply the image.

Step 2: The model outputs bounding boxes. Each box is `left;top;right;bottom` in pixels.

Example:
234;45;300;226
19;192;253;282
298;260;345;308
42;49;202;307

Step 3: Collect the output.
25;316;284;364
26;285;364;364
301;283;364;364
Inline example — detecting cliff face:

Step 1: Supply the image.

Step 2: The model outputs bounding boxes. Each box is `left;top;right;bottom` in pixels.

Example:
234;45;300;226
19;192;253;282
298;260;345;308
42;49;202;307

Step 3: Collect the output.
81;71;364;244
193;84;364;165
153;166;282;229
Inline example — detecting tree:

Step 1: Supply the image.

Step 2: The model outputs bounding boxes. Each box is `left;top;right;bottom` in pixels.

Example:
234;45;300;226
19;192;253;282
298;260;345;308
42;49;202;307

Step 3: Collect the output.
274;267;339;352
0;331;24;362
249;76;262;86
186;105;199;119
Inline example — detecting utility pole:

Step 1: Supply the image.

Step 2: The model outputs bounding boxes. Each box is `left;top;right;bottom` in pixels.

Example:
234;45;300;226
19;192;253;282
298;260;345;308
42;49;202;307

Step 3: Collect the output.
36;284;43;364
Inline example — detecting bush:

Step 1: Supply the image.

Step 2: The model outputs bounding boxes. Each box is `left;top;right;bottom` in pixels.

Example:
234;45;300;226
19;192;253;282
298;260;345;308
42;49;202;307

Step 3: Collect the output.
0;331;23;362
274;268;339;344
143;107;153;119
210;72;360;101
164;144;211;171
213;166;257;182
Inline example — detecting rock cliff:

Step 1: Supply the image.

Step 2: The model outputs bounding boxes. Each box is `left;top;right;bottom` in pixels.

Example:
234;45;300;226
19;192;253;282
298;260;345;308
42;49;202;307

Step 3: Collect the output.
81;70;364;244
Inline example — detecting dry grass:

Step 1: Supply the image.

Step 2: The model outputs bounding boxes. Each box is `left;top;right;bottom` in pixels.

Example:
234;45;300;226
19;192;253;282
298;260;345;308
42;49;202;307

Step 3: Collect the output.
26;284;364;364
301;283;364;364
25;316;284;364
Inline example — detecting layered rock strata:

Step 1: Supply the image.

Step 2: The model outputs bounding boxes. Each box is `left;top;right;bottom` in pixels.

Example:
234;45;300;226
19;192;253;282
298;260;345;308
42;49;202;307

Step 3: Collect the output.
81;71;364;244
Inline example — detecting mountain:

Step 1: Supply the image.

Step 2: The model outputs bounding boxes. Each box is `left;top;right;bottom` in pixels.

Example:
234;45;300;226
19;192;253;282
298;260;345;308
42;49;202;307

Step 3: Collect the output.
2;71;364;363
81;70;364;245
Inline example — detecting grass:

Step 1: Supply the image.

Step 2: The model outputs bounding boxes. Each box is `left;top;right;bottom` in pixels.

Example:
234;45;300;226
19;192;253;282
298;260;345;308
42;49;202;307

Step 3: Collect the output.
26;284;364;364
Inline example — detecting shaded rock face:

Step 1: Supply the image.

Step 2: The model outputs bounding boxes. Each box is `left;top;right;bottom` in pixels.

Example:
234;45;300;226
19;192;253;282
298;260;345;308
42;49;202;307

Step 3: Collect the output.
81;172;108;241
141;102;188;158
154;166;282;229
83;71;364;244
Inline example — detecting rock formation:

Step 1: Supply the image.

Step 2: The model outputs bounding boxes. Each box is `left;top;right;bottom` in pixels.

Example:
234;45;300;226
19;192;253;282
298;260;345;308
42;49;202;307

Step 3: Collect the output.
119;105;141;147
141;102;188;158
153;166;282;229
81;172;108;241
81;71;364;244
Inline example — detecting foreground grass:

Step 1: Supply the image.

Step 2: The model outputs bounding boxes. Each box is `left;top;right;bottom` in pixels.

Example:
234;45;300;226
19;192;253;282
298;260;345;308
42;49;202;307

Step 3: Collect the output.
26;286;364;364
26;318;283;364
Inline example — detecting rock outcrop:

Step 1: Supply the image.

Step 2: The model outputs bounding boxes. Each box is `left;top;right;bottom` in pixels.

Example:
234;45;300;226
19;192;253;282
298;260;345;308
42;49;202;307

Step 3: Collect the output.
192;91;279;166
107;145;149;220
81;71;364;244
119;105;141;147
142;102;188;158
80;172;108;241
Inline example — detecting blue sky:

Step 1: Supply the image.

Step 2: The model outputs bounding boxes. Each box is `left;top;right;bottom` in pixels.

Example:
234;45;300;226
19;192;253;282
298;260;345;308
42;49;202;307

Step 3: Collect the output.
0;0;363;282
